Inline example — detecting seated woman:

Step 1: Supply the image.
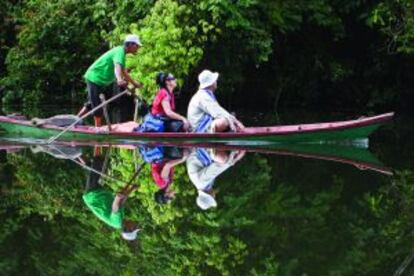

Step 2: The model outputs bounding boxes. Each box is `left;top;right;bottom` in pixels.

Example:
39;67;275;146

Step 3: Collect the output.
148;72;190;132
97;72;190;133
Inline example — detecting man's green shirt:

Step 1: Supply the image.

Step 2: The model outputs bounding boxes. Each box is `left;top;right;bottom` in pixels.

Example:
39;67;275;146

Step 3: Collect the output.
84;46;126;86
83;188;124;229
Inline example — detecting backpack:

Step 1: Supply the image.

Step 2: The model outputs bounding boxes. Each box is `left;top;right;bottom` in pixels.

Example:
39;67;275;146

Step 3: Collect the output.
139;146;164;163
137;113;165;132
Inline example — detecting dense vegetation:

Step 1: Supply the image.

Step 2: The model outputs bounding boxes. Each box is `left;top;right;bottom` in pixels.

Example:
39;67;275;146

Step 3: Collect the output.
1;0;413;112
1;1;413;273
0;141;413;275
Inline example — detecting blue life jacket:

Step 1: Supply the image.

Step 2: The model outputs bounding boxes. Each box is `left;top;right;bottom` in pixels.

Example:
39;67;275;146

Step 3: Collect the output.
195;90;217;133
140;146;164;163
137;113;165;132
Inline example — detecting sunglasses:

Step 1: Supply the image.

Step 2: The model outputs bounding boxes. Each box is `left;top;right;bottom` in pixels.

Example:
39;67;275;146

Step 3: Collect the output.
165;73;176;81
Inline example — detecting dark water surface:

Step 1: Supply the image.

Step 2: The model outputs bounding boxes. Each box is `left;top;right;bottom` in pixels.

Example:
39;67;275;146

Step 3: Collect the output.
0;109;413;275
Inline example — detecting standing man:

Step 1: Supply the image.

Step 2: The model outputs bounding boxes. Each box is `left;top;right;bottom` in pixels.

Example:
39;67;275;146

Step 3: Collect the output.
187;69;245;133
79;34;143;126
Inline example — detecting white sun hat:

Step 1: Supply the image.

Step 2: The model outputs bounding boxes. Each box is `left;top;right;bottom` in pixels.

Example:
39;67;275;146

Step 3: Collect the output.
121;228;140;241
196;190;217;210
124;34;142;46
198;70;219;89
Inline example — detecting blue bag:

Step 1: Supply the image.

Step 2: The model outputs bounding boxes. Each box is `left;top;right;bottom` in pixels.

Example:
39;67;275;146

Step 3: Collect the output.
139;146;165;163
138;113;165;132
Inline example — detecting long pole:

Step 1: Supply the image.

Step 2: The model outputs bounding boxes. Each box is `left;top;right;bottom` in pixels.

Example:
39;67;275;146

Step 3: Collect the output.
64;148;144;187
47;89;131;144
99;93;112;131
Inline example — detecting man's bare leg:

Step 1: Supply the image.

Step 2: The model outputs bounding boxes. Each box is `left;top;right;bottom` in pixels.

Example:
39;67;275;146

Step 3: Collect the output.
94;116;102;127
211;118;230;132
96;121;139;132
110;121;139;132
77;106;88;117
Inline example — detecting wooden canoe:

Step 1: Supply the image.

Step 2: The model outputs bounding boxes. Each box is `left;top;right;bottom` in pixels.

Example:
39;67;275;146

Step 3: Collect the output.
0;112;394;144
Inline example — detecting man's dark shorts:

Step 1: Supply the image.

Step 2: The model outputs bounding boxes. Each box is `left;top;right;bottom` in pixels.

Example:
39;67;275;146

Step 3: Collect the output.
85;155;105;192
86;81;120;117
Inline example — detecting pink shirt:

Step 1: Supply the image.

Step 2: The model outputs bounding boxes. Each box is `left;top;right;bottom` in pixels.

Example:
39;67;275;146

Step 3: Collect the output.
151;162;174;189
151;88;175;116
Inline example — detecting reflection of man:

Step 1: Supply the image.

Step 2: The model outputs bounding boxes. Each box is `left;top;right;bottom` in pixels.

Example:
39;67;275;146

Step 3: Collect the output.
186;148;245;210
82;147;140;241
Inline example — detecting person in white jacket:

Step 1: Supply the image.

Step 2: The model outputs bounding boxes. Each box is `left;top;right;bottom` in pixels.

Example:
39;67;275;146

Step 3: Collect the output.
186;147;245;210
187;70;245;133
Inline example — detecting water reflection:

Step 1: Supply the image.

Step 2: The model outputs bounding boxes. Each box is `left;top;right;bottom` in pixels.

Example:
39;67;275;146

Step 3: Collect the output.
187;148;245;210
83;147;140;241
140;146;187;204
1;139;409;275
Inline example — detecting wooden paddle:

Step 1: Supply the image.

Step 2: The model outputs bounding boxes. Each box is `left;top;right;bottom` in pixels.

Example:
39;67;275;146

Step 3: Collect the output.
133;97;139;122
47;88;132;144
99;93;112;131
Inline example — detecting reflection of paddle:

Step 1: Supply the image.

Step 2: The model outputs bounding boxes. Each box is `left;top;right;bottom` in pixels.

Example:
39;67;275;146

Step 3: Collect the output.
101;146;112;173
97;146;112;185
40;144;138;185
123;162;144;189
112;164;144;211
47;88;132;144
114;161;145;211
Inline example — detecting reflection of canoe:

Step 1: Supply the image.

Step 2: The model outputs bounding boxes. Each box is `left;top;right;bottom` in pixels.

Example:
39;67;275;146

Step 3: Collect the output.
153;142;393;176
0;139;392;175
0;112;394;144
217;143;393;176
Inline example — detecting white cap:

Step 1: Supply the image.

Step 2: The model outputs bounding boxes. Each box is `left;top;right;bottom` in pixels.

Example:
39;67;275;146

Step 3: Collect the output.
198;70;219;89
121;228;140;241
124;34;142;46
196;190;217;210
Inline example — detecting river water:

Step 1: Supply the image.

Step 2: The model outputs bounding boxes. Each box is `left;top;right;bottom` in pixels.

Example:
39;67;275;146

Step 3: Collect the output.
0;109;413;275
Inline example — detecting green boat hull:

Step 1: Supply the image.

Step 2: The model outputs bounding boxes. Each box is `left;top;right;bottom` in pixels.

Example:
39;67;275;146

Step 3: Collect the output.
0;112;393;144
0;121;382;143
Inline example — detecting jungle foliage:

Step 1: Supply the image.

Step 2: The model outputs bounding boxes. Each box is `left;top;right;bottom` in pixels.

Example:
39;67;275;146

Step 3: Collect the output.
0;0;413;111
0;144;414;275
